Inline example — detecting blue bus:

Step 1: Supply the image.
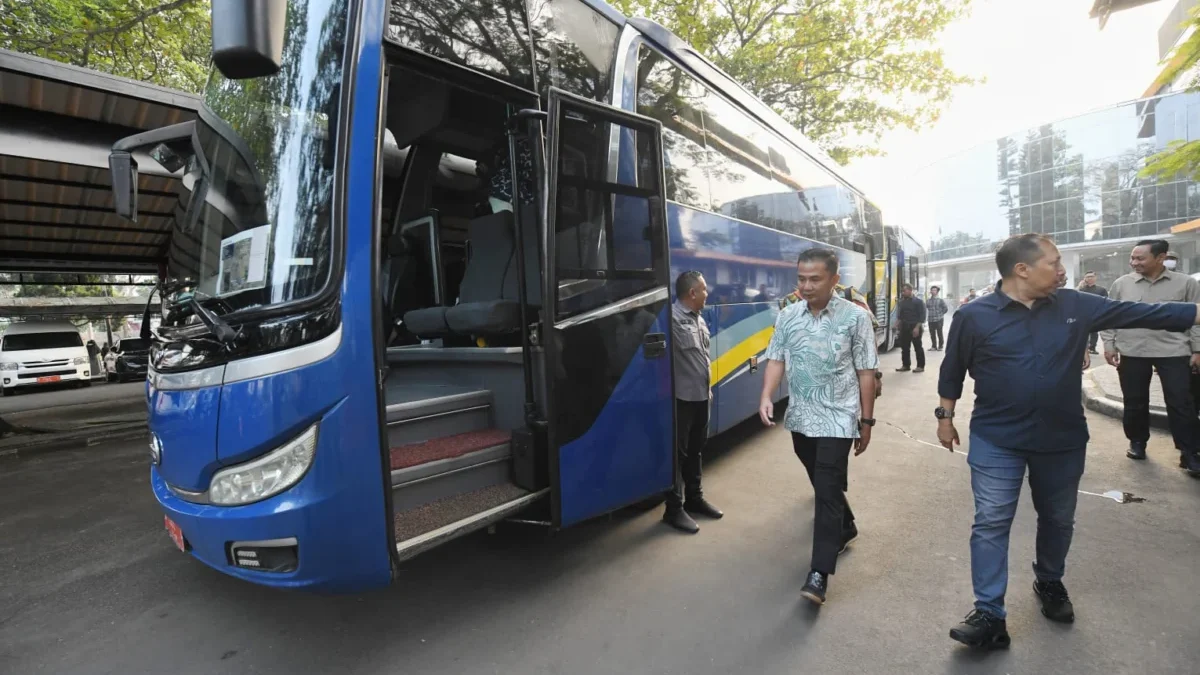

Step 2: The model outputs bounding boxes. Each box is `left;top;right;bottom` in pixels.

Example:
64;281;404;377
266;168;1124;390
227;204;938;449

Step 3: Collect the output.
106;0;897;592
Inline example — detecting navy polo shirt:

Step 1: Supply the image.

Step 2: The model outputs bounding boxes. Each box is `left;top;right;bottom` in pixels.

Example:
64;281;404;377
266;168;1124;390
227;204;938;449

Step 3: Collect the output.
938;285;1197;451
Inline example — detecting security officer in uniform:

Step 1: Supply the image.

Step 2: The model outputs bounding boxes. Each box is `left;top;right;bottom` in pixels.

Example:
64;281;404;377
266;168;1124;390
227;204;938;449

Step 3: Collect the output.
665;271;724;533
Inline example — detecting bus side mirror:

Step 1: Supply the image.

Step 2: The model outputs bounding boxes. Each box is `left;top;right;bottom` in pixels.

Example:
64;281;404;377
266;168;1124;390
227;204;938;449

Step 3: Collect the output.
212;0;288;80
108;151;138;221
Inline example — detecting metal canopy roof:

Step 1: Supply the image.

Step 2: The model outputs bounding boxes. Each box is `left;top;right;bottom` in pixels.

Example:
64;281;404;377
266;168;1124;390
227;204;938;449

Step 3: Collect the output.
0;49;201;275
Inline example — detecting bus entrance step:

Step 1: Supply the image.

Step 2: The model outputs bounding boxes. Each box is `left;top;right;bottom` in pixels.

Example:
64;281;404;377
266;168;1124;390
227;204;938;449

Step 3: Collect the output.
390;429;513;513
390;428;511;471
394;483;545;561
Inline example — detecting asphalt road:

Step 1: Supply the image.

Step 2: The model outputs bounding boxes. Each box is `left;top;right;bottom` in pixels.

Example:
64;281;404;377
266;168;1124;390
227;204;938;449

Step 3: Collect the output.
0;380;144;414
2;349;1198;675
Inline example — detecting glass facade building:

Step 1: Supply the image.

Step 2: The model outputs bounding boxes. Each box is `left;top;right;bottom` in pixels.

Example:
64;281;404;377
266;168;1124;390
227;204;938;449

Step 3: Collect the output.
922;89;1200;303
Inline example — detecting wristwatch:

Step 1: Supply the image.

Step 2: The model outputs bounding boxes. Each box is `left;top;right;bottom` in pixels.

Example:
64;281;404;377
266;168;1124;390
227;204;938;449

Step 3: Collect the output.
934;406;954;420
859;418;876;427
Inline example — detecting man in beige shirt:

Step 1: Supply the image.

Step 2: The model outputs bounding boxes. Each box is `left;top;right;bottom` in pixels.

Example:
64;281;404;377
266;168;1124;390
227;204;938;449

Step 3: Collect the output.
1101;239;1200;469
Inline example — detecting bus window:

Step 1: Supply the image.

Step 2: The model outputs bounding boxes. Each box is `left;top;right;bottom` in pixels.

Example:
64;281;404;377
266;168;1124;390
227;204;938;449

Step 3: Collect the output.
702;91;778;218
528;0;620;102
635;47;712;210
387;0;536;91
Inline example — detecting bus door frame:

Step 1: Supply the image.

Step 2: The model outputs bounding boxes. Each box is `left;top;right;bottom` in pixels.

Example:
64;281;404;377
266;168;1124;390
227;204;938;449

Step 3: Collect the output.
541;88;677;528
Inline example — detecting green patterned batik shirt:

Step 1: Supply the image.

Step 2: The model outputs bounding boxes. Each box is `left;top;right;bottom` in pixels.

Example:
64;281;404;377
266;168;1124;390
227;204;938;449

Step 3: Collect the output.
765;294;880;439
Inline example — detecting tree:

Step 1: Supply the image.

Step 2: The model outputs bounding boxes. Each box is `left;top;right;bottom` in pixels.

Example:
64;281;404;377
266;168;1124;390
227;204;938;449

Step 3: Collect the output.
612;0;977;163
0;0;211;93
1142;7;1200;183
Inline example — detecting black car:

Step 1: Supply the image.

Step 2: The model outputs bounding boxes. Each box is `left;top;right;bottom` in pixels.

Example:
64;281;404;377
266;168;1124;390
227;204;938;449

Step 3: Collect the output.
105;337;150;383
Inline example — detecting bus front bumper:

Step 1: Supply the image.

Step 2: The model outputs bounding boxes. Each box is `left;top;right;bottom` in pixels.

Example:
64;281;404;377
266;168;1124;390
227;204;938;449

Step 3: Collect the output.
149;466;387;592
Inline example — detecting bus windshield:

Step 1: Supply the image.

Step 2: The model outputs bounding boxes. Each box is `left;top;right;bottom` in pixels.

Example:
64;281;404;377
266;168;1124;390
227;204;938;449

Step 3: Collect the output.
161;0;349;319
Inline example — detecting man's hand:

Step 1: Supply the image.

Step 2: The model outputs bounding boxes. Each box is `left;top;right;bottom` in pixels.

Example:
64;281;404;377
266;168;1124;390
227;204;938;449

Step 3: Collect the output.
1082;350;1090;370
1105;350;1121;368
1191;353;1200;374
937;419;959;451
912;325;920;338
759;399;775;426
855;425;871;456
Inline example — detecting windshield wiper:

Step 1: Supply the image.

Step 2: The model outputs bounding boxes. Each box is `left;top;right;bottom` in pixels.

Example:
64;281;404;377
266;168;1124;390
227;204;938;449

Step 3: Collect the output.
164;288;238;346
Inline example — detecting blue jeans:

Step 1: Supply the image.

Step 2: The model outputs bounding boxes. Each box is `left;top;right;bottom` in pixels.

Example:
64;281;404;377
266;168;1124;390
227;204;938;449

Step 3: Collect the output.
967;434;1086;619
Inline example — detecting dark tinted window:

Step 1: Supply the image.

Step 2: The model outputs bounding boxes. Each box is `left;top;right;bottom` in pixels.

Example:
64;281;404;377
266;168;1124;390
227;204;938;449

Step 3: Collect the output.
529;0;619;101
2;332;83;351
118;339;150;352
635;47;711;209
387;0;536;90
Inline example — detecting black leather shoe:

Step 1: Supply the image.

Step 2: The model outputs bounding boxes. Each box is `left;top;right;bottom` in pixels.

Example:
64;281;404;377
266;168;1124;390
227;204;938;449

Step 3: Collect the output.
1127;442;1147;460
949;609;1011;649
800;570;828;605
895;366;911;372
839;525;858;555
663;508;699;534
685;497;724;519
913;367;925;373
1033;580;1075;623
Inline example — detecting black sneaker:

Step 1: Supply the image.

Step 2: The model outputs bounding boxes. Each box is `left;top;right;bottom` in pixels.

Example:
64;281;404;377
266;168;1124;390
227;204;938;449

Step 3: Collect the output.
949;609;1011;649
895;366;911;372
663;508;699;534
1033;580;1075;623
800;570;828;605
913;367;925;373
685;497;724;520
839;525;858;555
1127;442;1147;460
1183;452;1200;478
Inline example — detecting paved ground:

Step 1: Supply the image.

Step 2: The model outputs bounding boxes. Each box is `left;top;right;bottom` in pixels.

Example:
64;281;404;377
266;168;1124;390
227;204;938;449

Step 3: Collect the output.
0;381;144;415
2;349;1198;675
1086;363;1167;411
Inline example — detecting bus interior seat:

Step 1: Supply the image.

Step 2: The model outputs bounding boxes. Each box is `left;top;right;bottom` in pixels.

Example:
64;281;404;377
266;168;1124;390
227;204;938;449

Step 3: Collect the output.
443;208;540;335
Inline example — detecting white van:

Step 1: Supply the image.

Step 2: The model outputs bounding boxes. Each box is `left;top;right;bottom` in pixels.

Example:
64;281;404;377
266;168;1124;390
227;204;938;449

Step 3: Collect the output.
0;321;92;396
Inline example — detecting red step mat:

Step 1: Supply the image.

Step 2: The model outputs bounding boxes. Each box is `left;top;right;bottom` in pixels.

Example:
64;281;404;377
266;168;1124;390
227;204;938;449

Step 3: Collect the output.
390;429;511;471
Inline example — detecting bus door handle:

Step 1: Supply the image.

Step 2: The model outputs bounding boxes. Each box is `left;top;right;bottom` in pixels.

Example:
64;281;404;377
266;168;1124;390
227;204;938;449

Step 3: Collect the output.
644;333;666;359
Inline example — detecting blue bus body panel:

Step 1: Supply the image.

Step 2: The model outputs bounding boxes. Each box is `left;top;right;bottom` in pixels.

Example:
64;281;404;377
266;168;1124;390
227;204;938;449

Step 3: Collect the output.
148;0;391;592
149;384;221;492
217;354;345;465
557;306;675;527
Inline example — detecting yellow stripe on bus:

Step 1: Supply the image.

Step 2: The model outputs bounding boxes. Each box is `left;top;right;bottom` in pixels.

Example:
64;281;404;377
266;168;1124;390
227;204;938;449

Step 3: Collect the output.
710;326;775;385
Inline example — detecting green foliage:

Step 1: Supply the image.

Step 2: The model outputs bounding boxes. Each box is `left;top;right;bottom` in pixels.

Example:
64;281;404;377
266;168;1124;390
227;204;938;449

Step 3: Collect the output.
1142;7;1200;183
612;0;977;162
0;0;211;93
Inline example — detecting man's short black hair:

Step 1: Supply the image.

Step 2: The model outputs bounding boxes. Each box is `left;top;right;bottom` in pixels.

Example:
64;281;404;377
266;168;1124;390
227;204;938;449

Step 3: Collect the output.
796;247;839;275
675;270;704;298
902;283;913;291
931;285;940;292
995;233;1054;278
1135;239;1169;257
1084;270;1095;275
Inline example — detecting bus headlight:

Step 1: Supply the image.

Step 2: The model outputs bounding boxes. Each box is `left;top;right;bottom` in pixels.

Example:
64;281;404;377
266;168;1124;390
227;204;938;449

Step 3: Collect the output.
209;424;318;506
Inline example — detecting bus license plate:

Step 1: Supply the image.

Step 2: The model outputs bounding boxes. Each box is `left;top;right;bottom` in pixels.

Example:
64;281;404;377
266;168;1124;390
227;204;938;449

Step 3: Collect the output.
164;515;186;552
36;376;60;384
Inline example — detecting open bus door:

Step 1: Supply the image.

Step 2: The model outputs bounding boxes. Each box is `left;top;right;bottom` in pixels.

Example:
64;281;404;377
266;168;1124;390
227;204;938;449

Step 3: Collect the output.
542;89;675;528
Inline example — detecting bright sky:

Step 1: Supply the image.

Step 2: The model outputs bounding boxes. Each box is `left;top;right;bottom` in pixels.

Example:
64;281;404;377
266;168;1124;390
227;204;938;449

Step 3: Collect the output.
847;0;1179;245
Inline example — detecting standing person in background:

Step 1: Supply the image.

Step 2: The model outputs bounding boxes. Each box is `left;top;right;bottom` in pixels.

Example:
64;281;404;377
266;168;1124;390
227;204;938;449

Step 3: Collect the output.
758;247;878;606
963;288;978;304
1101;240;1200;470
663;271;724;534
895;283;926;373
927;286;949;352
1076;272;1107;355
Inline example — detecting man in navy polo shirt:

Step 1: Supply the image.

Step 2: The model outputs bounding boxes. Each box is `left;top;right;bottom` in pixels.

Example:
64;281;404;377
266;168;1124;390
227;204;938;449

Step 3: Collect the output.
936;234;1200;650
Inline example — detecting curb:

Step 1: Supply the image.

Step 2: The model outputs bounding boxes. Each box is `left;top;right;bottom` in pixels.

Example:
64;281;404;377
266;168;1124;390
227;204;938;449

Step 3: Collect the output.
0;423;147;459
1081;370;1169;430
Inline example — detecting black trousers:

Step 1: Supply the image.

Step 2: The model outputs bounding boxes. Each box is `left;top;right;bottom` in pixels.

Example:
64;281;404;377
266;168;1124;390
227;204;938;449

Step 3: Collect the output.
1088;332;1099;352
792;433;855;575
897;322;925;368
1118;356;1199;454
929;320;945;350
667;399;709;510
